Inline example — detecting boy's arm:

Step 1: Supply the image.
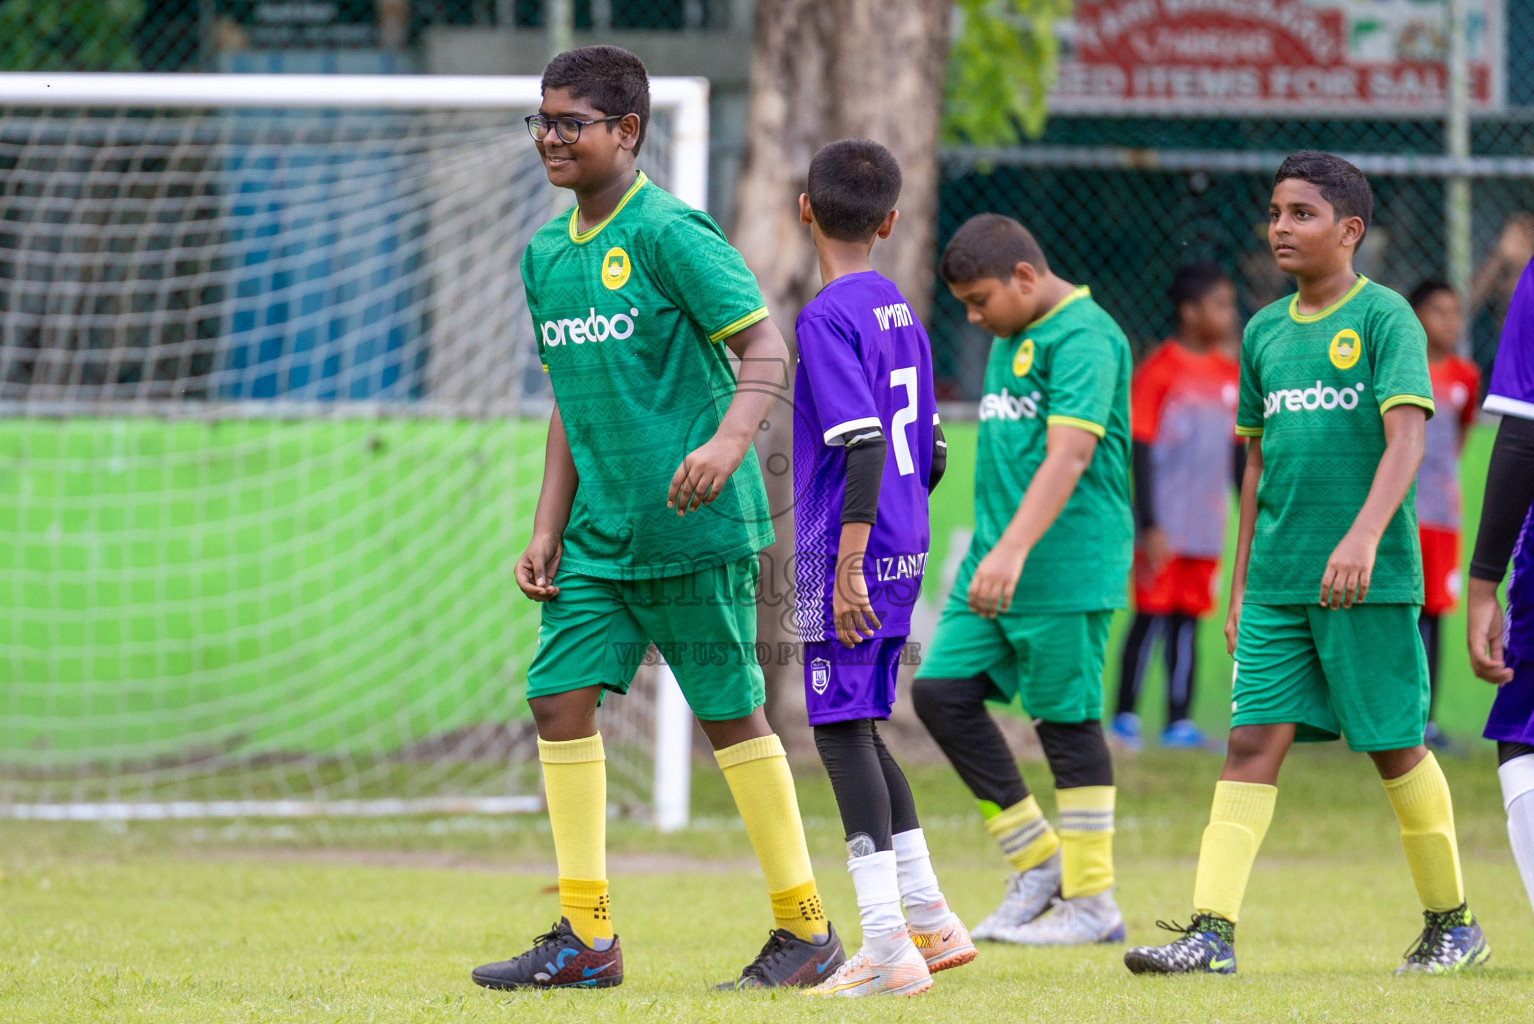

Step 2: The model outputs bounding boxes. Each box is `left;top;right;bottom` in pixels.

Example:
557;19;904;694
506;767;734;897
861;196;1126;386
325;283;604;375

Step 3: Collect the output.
517;402;579;601
1319;405;1427;609
1225;436;1262;654
833;430;886;646
928;422;947;492
968;423;1097;618
668;318;790;514
1467;414;1534;683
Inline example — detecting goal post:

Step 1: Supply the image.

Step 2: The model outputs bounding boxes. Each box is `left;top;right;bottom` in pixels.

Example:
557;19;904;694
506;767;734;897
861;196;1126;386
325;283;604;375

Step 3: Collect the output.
0;73;701;828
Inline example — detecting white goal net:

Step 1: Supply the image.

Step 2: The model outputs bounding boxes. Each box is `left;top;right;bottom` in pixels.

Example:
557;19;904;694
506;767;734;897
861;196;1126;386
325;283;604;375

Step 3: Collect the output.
0;74;701;825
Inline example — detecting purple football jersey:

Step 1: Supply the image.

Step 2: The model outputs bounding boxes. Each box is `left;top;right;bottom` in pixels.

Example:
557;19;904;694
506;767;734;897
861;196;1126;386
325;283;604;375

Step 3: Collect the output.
1484;257;1534;744
792;271;938;642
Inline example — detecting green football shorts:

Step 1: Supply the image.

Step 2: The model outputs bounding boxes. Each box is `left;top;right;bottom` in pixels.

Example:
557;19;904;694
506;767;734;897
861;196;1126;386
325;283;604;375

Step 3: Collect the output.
1231;602;1428;751
915;592;1112;723
525;554;766;722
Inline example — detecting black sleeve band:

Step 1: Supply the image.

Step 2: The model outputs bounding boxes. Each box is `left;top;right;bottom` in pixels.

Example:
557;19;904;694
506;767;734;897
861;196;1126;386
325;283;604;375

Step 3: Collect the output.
1132;440;1156;531
1233;439;1248;493
928;423;947;493
1470;413;1534;583
841;430;886;525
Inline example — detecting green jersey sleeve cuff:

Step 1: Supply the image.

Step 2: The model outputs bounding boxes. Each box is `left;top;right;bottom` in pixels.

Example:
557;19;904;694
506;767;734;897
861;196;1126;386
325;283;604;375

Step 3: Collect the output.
1235;424;1263;437
1379;394;1435;417
1046;414;1107;438
708;307;770;343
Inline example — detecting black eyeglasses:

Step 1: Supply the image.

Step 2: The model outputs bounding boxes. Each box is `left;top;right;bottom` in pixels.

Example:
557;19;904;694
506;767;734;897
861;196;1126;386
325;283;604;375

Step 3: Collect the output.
525;113;626;145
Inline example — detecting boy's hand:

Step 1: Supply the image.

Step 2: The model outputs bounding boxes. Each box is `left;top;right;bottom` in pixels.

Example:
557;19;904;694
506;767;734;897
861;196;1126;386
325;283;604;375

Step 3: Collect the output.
1320;528;1377;608
968;542;1027;619
1224;593;1243;656
1467;577;1514;684
515;534;563;601
668;435;745;515
834;553;881;647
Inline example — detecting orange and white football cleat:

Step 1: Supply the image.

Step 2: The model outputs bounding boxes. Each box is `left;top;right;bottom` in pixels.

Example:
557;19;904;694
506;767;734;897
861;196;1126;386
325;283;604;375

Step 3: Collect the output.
804;940;933;998
908;910;978;973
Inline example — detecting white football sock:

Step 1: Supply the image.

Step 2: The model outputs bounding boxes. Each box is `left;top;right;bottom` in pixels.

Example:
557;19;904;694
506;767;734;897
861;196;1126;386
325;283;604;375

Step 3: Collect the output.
1499;753;1534;914
893;827;951;930
848;849;908;960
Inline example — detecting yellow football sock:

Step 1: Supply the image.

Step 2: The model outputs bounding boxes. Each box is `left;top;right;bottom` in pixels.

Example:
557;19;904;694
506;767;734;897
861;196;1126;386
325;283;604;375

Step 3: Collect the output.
539;734;612;945
1192;780;1277;923
715;734;827;941
1057;786;1116;898
1383;753;1465;912
984;795;1060;873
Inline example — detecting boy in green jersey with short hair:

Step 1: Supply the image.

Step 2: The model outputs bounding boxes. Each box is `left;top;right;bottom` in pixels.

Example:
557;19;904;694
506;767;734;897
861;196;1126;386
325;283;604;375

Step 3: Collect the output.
1125;151;1489;977
471;45;843;992
913;213;1134;947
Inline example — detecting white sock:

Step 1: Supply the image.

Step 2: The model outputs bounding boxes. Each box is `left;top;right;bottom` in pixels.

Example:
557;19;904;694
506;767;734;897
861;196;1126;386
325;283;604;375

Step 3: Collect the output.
1499;754;1534;914
893;827;950;930
848;849;908;960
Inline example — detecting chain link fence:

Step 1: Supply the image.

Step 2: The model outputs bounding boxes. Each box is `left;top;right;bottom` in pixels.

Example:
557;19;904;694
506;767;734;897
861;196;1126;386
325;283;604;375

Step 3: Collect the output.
3;1;732;74
933;1;1534;399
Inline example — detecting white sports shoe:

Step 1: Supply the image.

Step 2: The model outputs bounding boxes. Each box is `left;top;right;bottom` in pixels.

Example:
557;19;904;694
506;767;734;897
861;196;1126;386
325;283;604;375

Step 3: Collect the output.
992;890;1126;946
971;851;1062;941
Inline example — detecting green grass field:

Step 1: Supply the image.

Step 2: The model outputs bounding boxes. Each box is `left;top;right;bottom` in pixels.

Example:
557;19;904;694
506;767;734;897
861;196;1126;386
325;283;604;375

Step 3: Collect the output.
2;748;1530;1022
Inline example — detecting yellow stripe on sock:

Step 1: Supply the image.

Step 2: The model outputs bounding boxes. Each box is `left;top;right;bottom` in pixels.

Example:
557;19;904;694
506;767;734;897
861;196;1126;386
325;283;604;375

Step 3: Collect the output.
559;878;613;945
1057;786;1116;898
715;734;826;941
769;880;828;941
1382;753;1465;913
986;795;1060;873
1192;780;1276;923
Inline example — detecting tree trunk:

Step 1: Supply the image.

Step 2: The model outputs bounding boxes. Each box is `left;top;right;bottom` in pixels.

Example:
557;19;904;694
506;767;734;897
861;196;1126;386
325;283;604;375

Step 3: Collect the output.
731;0;951;755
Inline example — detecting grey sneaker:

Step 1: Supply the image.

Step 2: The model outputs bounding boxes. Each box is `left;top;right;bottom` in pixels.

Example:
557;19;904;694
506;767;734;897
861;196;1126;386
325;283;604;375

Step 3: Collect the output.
991;890;1126;946
971;851;1062;941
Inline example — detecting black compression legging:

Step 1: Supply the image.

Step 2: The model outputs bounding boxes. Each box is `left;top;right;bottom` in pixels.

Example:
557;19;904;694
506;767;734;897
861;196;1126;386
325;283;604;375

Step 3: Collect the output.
1115;612;1198;723
911;675;1113;808
813;718;919;851
1419;612;1442;721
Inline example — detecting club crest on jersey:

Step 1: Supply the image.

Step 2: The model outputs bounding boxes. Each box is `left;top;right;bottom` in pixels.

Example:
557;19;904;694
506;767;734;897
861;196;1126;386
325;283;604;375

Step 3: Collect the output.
602;247;631;290
810;658;831;695
1329;329;1361;370
1012;338;1035;377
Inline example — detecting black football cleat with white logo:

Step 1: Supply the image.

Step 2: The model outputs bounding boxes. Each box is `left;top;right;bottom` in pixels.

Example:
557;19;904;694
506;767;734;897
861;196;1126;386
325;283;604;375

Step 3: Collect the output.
472;918;623;990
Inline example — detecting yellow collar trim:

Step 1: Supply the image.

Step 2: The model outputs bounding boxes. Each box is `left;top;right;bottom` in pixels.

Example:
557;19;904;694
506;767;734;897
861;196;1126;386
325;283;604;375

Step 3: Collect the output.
1030;285;1091;329
1289;275;1368;323
568;171;647;244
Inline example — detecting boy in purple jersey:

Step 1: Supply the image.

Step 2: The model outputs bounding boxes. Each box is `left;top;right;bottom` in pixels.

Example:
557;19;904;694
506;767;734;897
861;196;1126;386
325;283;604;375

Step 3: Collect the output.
791;140;974;999
1468;254;1534;914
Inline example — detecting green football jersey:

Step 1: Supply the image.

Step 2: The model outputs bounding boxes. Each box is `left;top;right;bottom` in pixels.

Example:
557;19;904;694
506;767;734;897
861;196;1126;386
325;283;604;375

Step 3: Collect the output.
970;286;1133;612
521;171;774;579
1235;276;1435;604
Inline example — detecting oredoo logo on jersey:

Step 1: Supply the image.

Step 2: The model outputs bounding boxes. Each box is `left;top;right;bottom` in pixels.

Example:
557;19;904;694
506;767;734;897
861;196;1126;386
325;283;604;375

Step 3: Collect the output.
1263;380;1366;418
540;307;639;347
979;387;1042;421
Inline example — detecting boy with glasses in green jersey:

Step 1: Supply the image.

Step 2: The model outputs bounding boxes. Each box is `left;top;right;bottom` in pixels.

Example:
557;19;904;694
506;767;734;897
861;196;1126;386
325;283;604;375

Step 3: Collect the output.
470;45;842;992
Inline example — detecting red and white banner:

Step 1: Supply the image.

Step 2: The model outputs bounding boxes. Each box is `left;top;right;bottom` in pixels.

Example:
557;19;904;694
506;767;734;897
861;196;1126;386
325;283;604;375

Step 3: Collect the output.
1051;0;1504;115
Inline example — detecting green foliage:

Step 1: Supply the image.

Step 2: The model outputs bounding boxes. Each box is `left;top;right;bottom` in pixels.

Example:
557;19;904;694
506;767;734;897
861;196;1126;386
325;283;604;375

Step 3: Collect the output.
0;0;145;72
943;0;1072;144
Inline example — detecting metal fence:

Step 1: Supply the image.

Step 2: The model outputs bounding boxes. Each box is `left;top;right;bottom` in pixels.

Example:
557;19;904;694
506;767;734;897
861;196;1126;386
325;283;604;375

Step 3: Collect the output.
6;1;1533;402
6;1;734;73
